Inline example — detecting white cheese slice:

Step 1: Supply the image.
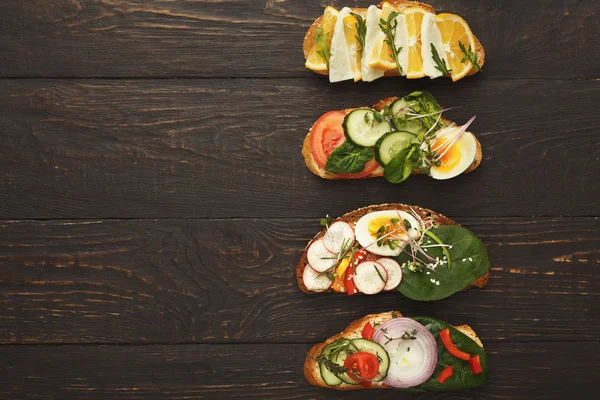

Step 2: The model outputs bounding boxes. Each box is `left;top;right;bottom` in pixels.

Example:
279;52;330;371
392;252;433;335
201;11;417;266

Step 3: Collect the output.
420;13;448;79
329;7;354;83
393;14;409;76
361;5;385;82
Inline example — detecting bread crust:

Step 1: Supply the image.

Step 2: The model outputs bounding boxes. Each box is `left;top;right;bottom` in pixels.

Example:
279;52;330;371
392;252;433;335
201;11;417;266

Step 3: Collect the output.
302;96;483;180
303;0;484;78
304;311;484;389
296;203;490;294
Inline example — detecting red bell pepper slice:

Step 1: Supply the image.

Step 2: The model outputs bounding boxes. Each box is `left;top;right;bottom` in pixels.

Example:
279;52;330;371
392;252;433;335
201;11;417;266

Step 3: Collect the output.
439;328;471;360
344;265;358;295
437;365;453;384
361;322;374;340
468;355;483;374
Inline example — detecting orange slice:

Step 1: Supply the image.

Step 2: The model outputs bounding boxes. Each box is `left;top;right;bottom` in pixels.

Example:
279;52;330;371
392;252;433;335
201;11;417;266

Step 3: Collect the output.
404;7;429;79
367;2;398;71
435;13;477;81
305;6;339;71
343;14;362;81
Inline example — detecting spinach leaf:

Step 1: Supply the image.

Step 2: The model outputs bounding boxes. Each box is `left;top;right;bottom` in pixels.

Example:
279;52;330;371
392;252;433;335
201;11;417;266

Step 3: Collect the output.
395;226;490;301
325;140;374;174
413;317;488;391
402;91;442;131
383;144;417;184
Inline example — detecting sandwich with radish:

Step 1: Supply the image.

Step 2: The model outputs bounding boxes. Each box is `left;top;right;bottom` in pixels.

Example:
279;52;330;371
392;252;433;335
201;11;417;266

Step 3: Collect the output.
305;311;487;390
296;204;490;301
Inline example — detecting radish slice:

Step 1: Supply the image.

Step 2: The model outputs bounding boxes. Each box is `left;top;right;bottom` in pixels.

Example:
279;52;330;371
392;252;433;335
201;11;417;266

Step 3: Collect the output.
354;261;387;295
323;221;355;254
307;239;337;272
378;258;403;290
302;264;333;292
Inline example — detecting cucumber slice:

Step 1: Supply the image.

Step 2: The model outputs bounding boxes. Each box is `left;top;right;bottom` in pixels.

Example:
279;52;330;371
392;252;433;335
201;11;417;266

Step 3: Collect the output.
343;109;392;147
319;338;390;385
390;99;424;135
319;362;343;386
375;131;418;166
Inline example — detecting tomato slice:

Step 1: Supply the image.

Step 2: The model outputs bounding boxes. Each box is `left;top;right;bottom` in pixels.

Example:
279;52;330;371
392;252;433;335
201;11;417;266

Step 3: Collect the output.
344;352;379;382
361;322;375;340
310;110;381;177
310;110;346;169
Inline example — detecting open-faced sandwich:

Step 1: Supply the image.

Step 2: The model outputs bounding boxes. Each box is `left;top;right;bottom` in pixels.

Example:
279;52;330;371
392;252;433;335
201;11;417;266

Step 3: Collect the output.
296;204;490;301
303;91;482;183
304;1;484;82
305;311;487;391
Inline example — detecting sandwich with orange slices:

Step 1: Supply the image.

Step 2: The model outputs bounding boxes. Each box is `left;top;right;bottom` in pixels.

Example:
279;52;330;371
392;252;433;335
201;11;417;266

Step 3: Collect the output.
303;1;484;83
302;91;482;183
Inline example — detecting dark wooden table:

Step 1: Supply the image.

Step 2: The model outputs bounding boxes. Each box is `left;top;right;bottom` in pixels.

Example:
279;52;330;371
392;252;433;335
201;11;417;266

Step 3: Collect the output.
0;1;598;398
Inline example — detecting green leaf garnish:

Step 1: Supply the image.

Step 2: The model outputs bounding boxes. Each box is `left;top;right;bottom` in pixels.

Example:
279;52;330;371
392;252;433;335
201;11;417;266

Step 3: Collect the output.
431;44;451;76
314;27;331;68
378;11;403;74
458;41;481;71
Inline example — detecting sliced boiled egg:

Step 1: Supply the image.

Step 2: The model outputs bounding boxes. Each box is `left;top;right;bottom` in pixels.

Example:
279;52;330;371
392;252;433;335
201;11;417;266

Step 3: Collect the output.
429;126;477;180
354;210;421;256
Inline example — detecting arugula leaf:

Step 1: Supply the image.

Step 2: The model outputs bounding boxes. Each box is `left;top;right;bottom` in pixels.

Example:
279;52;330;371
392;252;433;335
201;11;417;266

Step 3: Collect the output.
314;27;331;68
325;141;374;174
395;226;491;301
430;44;451;76
383;144;417;184
458;41;481;71
350;12;366;56
378;11;403;74
413;317;487;391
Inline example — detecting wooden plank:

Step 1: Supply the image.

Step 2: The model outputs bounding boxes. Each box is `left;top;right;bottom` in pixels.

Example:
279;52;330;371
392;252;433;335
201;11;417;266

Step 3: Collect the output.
0;79;598;219
0;217;597;344
0;0;597;78
0;342;596;399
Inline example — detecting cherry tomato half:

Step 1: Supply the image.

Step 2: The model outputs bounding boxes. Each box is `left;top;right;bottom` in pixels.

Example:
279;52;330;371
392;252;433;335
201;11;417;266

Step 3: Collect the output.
344;351;379;382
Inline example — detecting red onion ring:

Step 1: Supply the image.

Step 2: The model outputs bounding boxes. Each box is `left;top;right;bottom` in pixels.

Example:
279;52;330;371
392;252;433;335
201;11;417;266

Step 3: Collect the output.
372;318;437;388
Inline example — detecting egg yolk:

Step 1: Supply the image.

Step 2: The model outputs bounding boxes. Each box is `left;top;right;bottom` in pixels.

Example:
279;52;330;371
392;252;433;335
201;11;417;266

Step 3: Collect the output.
368;217;405;239
432;137;462;172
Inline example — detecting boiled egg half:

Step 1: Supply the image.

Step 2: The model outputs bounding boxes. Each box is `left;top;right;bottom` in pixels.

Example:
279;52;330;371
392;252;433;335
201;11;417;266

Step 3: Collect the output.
354;210;421;256
429;126;477;180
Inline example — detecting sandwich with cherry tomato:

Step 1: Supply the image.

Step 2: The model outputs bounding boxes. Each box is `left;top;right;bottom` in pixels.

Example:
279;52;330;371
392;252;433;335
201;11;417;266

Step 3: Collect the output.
304;311;487;391
296;203;490;301
302;91;482;183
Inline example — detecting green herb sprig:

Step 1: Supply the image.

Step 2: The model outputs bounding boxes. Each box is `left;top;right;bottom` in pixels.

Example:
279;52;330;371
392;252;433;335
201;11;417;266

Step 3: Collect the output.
459;41;481;71
350;12;367;56
314;27;331;68
431;44;451;76
379;11;403;75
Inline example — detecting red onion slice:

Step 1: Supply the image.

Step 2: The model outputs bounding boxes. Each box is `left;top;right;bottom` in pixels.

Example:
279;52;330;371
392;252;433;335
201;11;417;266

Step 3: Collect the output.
372;318;437;388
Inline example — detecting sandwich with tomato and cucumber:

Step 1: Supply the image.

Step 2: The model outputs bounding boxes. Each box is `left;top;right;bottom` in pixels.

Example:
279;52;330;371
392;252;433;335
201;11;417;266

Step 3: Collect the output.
303;91;482;183
296;203;490;301
304;1;484;83
305;311;487;390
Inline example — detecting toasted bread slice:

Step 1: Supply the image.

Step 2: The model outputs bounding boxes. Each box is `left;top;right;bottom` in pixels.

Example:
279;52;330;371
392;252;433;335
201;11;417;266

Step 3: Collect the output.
296;203;490;293
302;96;483;180
304;311;484;389
304;1;485;79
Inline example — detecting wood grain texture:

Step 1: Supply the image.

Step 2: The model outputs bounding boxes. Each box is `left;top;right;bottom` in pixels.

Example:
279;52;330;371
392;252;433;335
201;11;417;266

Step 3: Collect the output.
0;342;597;399
1;78;598;219
0;0;597;78
1;217;597;344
